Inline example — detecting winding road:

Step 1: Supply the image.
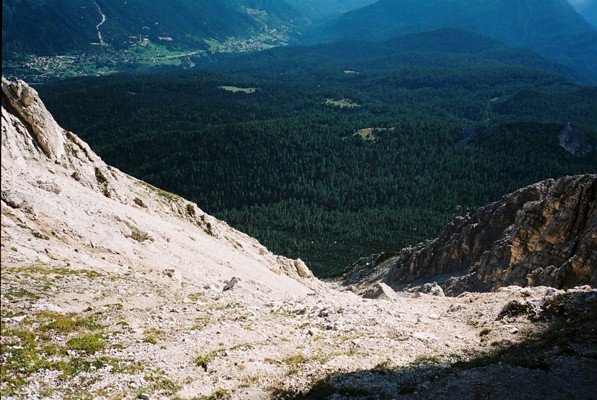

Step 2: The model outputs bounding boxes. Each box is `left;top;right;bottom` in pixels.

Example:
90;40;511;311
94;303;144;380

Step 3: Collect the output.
93;0;107;46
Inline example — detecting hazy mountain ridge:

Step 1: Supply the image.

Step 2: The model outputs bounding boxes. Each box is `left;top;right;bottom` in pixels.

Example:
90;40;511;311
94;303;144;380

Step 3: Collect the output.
321;0;597;83
205;28;578;82
4;0;597;83
568;0;597;27
324;0;594;44
284;0;377;23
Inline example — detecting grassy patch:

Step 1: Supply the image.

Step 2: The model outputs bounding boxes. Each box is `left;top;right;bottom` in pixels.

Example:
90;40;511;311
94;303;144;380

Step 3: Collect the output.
40;312;103;333
191;314;212;331
219;85;257;94
66;333;105;354
204;38;228;53
353;127;394;142
212;302;242;311
269;310;294;319
354;128;377;141
143;328;165;344
2;287;40;300
479;327;492;337
0;323;124;397
194;352;217;371
414;354;443;365
1;302;152;398
282;354;307;365
229;342;254;352
187;292;206;302
200;388;231;400
194;343;253;372
0;342;136;396
143;369;181;395
324;98;360;109
373;359;392;372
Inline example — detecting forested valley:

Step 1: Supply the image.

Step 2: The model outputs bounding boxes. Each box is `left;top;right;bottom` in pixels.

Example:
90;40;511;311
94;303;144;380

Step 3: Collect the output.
38;35;597;276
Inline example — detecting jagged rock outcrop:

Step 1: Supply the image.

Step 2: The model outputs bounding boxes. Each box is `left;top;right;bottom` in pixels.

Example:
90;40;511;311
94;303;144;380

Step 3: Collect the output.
451;174;597;294
2;77;65;161
343;175;596;295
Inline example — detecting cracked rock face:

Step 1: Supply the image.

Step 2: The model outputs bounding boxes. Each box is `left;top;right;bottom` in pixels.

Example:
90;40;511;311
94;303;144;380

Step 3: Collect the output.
344;175;596;295
447;174;596;295
2;77;65;161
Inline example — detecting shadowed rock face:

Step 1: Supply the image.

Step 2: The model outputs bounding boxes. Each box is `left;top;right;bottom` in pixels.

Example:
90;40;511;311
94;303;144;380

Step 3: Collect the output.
558;123;593;156
344;175;596;295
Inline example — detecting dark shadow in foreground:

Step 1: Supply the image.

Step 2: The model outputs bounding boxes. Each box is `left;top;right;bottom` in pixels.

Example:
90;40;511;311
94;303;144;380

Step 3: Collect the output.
274;291;597;400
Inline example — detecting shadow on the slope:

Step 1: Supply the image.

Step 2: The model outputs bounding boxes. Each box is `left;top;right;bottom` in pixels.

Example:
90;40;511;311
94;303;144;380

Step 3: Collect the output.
273;291;597;400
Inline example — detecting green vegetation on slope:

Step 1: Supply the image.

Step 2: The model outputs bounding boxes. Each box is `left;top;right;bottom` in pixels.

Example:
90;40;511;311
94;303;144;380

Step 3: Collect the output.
2;0;298;54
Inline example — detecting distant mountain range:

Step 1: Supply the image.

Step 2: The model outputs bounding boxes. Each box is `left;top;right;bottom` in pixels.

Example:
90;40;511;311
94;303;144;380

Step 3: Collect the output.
568;0;597;27
206;29;576;82
320;0;597;83
3;0;597;84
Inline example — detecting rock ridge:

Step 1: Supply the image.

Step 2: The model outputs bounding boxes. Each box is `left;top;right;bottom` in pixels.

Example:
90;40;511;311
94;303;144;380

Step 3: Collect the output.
2;77;65;161
343;174;596;295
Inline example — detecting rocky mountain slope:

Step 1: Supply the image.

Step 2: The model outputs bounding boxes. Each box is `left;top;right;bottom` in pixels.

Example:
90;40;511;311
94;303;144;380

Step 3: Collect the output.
1;76;319;299
2;77;596;399
344;174;597;296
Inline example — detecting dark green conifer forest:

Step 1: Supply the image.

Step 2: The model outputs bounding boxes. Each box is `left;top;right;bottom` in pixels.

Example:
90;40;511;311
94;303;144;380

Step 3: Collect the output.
38;38;597;276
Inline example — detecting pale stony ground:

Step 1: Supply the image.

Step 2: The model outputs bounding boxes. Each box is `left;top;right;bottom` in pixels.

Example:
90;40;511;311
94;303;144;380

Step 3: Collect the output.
2;78;596;399
4;257;595;400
